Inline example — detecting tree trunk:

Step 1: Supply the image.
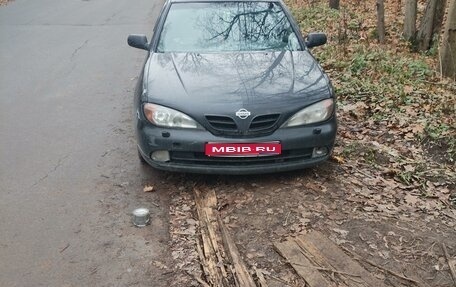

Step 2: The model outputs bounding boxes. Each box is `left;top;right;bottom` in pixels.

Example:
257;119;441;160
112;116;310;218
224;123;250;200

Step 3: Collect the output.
440;0;456;79
416;0;438;51
329;0;340;9
376;0;386;43
432;0;446;35
404;0;417;41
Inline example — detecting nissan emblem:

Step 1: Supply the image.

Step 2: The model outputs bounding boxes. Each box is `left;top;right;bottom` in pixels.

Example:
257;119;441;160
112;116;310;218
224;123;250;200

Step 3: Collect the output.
235;108;251;119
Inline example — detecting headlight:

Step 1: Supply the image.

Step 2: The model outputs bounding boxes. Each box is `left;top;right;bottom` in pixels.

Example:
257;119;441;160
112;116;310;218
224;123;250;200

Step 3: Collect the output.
143;103;200;129
282;99;334;127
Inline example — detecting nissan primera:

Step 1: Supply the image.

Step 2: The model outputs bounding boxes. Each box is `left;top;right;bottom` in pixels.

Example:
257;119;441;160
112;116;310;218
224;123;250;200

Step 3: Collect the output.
128;0;337;174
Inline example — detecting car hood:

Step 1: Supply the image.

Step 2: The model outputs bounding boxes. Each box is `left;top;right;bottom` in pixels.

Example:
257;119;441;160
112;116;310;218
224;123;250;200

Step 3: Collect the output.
144;50;332;117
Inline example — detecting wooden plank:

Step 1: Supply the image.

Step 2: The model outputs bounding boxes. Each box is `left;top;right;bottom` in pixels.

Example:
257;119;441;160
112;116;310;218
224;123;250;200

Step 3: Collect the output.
254;267;269;287
194;188;228;286
194;187;257;287
219;217;257;287
274;240;332;287
442;243;456;286
298;231;388;287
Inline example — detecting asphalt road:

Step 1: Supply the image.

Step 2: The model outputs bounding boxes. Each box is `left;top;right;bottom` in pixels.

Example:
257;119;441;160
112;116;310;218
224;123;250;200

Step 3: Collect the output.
0;0;170;286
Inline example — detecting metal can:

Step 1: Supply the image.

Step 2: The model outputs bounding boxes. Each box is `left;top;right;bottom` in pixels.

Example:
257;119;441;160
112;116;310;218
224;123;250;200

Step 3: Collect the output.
132;208;150;227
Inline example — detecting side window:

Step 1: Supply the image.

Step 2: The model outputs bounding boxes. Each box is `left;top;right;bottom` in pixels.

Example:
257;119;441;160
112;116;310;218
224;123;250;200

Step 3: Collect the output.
288;33;301;51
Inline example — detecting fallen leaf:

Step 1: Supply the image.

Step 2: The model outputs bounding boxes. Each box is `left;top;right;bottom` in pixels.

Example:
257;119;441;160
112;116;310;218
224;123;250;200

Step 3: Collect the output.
410;124;424;134
331;155;345;164
143;185;154;192
404;85;413;94
403;165;415;172
404;194;419;206
332;228;349;238
152;260;168;269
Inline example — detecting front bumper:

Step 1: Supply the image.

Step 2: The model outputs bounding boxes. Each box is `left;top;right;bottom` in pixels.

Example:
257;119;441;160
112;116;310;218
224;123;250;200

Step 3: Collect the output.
137;117;337;174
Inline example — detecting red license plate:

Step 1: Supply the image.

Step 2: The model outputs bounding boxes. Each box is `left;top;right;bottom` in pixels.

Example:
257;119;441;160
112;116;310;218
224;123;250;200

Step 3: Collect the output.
205;142;281;157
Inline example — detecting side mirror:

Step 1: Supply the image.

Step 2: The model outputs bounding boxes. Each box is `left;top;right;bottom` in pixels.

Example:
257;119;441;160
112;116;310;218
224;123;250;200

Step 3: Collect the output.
305;33;327;48
127;34;149;51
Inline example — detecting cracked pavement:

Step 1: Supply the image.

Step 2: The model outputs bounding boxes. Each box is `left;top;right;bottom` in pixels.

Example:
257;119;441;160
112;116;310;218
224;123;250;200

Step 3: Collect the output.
0;0;170;286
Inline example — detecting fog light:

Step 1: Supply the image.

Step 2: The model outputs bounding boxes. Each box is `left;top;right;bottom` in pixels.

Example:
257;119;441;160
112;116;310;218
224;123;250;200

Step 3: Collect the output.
312;147;328;158
151;150;170;162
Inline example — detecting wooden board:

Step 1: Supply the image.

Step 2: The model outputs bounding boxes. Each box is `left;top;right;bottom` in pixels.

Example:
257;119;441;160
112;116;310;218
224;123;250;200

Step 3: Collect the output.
219;217;257;287
299;231;388;287
194;187;257;287
194;188;228;286
274;240;333;287
275;231;389;287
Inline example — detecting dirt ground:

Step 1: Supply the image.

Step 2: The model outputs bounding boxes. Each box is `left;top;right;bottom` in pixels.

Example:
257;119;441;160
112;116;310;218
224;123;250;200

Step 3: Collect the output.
140;156;455;287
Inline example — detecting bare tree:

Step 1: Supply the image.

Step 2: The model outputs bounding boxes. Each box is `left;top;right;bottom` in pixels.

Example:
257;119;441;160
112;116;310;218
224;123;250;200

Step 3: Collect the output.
416;0;438;51
404;0;417;41
411;0;446;51
432;0;446;35
440;0;456;78
329;0;340;9
377;0;385;43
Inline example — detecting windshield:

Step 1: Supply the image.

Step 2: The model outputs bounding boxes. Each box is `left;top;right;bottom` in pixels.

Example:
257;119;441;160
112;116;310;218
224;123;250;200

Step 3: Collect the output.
157;1;301;53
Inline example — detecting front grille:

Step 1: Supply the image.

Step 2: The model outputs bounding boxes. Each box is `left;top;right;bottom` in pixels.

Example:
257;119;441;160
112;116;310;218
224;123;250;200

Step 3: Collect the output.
170;148;313;166
249;114;280;132
205;115;238;132
205;113;281;137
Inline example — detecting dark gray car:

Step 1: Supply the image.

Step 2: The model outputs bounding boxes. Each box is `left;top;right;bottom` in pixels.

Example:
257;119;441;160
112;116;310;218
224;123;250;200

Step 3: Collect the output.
128;0;336;174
